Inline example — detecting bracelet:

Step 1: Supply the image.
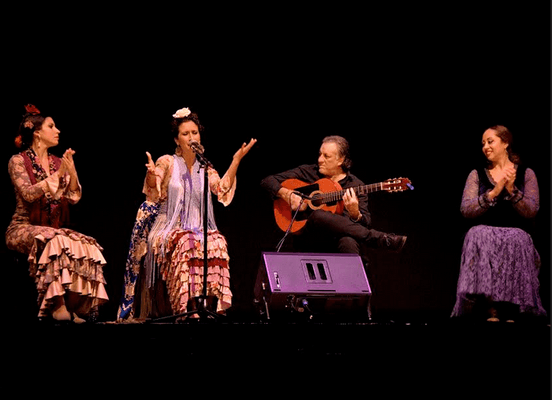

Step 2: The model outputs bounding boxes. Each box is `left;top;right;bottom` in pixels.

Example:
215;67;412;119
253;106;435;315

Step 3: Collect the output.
351;213;363;222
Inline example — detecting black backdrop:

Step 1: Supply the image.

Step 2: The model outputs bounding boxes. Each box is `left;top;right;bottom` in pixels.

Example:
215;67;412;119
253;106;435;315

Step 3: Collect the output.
2;3;549;322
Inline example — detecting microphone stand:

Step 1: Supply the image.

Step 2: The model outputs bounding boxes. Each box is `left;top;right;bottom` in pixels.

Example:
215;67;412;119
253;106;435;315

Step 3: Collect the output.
151;147;219;323
275;191;311;252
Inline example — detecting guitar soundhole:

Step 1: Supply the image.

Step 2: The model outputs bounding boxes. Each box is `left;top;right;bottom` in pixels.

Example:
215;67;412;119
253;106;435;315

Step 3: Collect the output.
310;194;324;208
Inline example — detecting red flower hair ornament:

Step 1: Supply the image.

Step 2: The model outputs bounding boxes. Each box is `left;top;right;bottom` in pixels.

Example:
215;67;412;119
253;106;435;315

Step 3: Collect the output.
24;104;40;115
16;104;41;148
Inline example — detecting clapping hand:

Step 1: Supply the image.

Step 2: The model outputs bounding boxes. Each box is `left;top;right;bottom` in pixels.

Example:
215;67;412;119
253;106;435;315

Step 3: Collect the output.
60;148;77;178
503;165;517;193
489;165;517;200
494;165;517;194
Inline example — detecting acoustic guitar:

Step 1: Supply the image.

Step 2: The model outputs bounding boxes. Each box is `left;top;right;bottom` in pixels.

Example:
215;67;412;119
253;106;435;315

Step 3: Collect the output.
274;177;413;233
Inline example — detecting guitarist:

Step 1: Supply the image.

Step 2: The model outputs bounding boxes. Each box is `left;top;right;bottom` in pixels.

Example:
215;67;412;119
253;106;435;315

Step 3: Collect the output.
260;135;407;255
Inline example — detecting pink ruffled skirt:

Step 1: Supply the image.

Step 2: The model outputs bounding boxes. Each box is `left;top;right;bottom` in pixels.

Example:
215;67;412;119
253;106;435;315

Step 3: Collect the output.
28;230;109;317
152;229;232;314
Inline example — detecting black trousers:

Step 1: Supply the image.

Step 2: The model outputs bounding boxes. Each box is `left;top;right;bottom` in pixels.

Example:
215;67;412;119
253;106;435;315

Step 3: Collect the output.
294;210;386;255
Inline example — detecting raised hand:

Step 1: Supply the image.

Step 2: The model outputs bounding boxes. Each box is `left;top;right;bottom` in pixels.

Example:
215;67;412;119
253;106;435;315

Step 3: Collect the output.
145;151;156;174
220;139;258;194
145;151;158;189
233;138;257;162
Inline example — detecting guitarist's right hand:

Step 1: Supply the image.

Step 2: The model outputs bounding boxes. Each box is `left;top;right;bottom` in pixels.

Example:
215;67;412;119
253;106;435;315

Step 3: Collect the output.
290;191;308;212
277;187;308;211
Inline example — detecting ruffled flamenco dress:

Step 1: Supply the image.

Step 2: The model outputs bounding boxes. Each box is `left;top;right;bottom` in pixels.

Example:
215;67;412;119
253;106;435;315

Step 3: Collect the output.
117;153;234;321
6;149;108;319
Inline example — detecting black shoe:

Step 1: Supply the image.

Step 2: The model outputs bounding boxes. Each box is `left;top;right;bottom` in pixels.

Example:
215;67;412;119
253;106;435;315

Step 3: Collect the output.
379;234;407;252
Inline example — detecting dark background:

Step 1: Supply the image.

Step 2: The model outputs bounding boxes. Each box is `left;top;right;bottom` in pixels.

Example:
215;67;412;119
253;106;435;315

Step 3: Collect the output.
1;3;549;322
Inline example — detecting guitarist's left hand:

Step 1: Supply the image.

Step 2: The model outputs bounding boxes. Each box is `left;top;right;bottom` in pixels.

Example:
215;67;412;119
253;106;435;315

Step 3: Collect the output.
343;188;361;221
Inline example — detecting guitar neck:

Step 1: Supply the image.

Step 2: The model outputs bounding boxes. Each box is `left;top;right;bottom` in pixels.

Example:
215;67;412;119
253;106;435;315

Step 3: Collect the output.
319;183;385;204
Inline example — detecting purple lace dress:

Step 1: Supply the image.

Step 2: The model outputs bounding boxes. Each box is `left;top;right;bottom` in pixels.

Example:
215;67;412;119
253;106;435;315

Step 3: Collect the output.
451;166;546;317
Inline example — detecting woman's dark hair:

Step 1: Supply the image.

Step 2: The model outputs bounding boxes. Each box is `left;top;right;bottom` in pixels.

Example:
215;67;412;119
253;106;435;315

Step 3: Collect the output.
322;135;353;172
488;125;521;164
15;105;48;149
171;111;204;138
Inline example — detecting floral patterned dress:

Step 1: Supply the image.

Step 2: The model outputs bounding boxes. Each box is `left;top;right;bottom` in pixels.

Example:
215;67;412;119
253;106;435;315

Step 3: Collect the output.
117;153;235;321
6;149;108;318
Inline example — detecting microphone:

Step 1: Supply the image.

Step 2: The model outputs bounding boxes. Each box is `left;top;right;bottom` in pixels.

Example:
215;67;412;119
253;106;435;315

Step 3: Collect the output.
291;190;312;200
189;140;204;155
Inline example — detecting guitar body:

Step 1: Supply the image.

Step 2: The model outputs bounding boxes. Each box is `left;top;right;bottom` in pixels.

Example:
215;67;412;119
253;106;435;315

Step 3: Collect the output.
274;178;344;234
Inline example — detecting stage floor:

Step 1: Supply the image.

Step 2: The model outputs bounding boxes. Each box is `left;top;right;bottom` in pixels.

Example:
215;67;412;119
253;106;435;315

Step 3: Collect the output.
5;318;550;397
9;318;551;354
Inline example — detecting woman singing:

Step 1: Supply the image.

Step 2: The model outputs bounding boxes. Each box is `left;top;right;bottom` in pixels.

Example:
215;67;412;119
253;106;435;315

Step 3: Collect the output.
451;125;546;321
117;107;256;321
6;104;108;323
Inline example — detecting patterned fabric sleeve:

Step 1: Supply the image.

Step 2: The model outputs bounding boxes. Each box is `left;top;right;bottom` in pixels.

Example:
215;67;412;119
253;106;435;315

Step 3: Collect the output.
510;168;539;218
208;167;236;207
63;179;82;204
8;154;82;204
460;169;488;218
8;155;54;203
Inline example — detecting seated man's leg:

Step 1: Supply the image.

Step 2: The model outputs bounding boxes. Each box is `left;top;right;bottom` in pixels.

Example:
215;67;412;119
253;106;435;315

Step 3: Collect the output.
307;210;406;252
337;236;360;254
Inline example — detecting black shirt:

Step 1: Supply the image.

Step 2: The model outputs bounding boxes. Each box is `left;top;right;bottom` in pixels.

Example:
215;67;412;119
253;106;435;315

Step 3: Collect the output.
260;163;371;227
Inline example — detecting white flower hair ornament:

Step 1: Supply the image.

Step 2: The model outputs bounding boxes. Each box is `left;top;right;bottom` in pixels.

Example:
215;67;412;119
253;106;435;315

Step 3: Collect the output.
172;107;192;119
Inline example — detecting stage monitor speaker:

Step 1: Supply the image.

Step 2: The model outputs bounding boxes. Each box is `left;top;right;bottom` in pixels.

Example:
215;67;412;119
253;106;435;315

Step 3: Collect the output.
254;252;371;321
